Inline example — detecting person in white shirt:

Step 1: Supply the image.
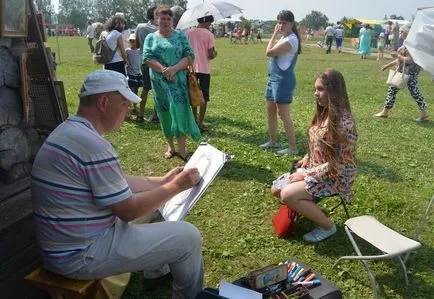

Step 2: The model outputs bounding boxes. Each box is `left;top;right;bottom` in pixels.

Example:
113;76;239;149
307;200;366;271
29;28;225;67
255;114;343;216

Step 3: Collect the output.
334;22;344;53
324;24;335;54
103;15;128;76
260;10;301;155
86;21;95;53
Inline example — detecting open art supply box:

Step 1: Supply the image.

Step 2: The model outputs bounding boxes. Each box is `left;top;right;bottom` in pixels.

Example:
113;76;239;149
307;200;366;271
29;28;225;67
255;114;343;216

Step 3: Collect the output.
195;257;342;299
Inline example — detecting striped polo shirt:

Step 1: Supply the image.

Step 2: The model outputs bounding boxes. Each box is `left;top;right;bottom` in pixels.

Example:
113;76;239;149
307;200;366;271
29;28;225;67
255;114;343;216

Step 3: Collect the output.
31;115;132;275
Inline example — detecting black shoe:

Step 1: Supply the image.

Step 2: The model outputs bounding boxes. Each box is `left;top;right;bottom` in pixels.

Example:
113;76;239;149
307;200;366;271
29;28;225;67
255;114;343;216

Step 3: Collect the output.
136;116;145;123
143;273;172;292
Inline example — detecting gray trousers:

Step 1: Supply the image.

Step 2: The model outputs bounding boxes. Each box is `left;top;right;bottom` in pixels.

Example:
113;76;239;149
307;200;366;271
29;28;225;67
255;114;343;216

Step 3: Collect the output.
69;220;204;299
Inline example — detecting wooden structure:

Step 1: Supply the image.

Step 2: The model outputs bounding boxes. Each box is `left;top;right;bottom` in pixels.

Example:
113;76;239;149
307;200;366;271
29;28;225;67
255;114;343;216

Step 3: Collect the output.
25;267;112;299
0;1;68;298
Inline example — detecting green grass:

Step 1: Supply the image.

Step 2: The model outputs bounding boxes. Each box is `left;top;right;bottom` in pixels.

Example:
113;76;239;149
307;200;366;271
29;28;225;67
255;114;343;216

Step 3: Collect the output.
49;36;433;298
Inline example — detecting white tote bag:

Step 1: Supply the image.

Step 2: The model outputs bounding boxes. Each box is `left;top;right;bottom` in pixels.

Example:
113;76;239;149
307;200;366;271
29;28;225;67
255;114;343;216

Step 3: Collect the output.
387;59;409;89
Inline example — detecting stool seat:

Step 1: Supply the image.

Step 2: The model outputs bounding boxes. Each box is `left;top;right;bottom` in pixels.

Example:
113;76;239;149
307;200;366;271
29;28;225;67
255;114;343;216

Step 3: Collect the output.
25;266;110;299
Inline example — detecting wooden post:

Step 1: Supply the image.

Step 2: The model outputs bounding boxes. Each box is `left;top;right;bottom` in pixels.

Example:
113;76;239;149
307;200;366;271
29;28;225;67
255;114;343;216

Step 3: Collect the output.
20;53;30;123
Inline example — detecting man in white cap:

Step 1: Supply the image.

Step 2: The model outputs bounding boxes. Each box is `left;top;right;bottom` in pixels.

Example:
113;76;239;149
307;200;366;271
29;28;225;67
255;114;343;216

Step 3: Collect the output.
31;70;204;298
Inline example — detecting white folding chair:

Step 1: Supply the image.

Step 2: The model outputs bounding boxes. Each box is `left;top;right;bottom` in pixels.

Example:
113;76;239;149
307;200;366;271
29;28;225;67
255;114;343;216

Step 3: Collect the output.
333;195;434;299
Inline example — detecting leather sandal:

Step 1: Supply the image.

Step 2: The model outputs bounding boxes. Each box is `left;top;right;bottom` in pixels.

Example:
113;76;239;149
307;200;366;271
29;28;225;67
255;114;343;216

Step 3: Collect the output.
179;152;193;162
415;115;428;123
374;112;389;118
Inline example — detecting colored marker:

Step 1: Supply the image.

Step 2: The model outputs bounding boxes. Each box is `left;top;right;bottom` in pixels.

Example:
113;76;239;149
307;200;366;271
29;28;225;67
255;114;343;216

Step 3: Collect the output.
292;267;304;282
291;265;300;276
299;269;312;282
304;273;316;282
293;268;306;282
287;262;296;273
286;290;303;299
290;264;299;274
291;279;321;287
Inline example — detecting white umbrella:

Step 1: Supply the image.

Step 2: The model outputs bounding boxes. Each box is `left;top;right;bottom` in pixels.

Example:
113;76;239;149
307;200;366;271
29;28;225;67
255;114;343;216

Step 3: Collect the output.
403;8;434;75
176;1;243;30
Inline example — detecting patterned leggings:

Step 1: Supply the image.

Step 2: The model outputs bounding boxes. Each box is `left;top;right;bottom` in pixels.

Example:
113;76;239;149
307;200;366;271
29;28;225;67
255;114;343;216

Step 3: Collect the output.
384;72;427;111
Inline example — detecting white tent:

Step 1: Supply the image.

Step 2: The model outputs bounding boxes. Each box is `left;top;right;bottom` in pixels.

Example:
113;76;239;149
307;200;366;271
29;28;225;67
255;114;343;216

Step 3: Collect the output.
215;15;243;24
384;19;410;26
404;8;434;74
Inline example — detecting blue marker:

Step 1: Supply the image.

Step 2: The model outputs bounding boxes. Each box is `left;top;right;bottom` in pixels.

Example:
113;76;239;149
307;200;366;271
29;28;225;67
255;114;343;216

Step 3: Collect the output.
288;265;300;281
291;279;321;287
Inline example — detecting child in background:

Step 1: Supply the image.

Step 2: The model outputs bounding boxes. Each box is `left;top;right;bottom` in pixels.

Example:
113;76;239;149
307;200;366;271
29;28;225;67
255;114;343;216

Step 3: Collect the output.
271;69;357;242
249;27;255;44
257;28;263;43
377;32;385;60
235;27;242;44
125;34;143;114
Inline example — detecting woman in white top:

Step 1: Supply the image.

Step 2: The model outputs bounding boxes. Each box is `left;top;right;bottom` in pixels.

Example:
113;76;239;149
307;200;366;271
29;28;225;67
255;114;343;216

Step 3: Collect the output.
103;15;129;76
260;10;301;155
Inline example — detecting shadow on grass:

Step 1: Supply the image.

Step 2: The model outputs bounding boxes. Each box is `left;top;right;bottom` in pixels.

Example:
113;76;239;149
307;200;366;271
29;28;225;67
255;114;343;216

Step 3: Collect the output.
375;245;434;298
357;160;403;182
219;159;276;185
124;108;162;131
204;115;307;150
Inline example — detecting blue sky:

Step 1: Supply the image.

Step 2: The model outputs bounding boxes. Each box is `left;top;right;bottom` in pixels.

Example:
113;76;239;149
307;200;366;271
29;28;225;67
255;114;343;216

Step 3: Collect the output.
186;0;433;22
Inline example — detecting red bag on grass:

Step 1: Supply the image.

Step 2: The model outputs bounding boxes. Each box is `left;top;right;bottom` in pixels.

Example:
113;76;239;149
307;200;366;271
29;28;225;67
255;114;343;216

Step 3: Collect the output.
272;205;297;239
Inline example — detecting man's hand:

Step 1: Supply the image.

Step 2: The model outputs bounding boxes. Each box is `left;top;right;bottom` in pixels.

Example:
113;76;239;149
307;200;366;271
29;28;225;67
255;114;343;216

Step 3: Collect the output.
162;166;184;184
172;168;201;192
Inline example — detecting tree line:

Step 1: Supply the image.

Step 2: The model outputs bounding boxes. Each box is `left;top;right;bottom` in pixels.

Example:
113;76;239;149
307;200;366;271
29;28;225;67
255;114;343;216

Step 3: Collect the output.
36;0;187;29
299;10;404;31
36;1;405;33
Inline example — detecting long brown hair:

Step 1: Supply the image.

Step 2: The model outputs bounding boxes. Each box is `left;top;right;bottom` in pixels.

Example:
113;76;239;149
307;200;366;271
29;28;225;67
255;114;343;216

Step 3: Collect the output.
104;15;125;32
309;69;354;177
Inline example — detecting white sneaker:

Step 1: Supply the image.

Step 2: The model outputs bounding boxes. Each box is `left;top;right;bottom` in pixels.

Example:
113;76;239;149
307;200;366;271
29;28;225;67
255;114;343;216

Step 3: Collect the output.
276;148;299;155
259;141;280;149
303;224;337;242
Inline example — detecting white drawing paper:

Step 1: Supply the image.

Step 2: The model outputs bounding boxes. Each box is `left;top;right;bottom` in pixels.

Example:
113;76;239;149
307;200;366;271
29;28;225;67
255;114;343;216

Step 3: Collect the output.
160;143;227;221
219;280;262;299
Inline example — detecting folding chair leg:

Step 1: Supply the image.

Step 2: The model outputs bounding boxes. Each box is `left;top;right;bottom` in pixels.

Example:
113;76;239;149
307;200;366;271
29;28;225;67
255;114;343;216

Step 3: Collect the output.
361;260;378;299
404;195;434;263
340;225;378;299
397;256;409;286
341;198;350;219
328;196;350;219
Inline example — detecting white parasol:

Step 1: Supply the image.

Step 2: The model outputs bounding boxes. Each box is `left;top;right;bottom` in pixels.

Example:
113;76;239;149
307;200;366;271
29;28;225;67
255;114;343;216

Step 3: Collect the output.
403;8;434;75
176;1;243;30
215;15;243;24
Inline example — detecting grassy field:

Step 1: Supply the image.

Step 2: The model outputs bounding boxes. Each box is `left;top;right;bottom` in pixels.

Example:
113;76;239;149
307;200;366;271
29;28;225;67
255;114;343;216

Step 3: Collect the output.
48;36;433;299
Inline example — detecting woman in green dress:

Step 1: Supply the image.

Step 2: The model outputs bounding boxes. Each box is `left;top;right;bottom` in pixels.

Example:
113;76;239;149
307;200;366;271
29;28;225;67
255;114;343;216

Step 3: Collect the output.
143;5;201;161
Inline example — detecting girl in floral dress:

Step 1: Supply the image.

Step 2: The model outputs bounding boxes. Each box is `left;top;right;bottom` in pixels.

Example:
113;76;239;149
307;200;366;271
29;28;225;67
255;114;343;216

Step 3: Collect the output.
272;69;357;242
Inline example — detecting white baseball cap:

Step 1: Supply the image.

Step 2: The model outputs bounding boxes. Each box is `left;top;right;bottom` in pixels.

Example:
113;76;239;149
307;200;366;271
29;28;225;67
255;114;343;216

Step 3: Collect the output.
79;70;141;103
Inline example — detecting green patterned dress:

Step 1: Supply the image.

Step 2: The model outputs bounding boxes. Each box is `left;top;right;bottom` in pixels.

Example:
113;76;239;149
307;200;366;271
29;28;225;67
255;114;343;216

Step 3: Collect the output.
143;30;201;141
